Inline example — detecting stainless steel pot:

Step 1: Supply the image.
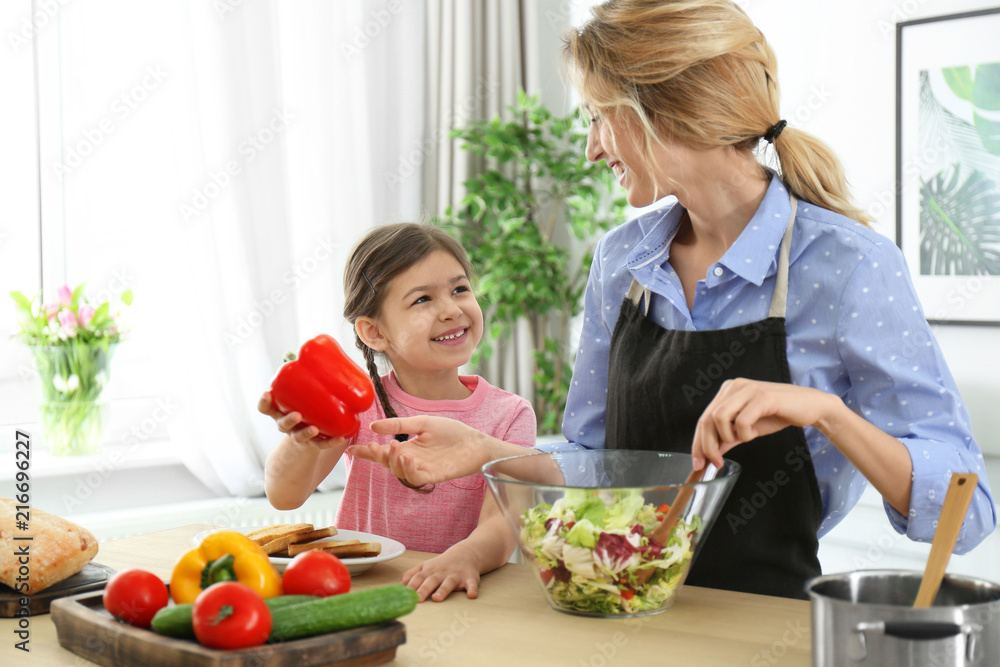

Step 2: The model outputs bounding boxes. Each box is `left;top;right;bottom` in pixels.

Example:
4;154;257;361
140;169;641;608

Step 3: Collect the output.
806;570;1000;666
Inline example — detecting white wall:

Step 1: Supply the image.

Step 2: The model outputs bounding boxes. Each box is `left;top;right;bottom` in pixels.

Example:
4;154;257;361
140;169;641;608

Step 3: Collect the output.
743;0;1000;456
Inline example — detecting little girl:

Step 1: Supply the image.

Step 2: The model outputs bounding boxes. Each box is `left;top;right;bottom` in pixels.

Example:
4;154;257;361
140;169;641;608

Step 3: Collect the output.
260;222;536;602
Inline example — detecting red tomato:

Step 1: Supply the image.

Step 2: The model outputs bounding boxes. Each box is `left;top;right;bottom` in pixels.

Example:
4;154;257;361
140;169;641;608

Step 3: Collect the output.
281;551;351;597
621;589;636;600
192;582;272;650
102;569;169;628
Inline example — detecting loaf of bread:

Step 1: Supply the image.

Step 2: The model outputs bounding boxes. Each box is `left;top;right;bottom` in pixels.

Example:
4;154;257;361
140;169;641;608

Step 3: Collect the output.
0;499;99;594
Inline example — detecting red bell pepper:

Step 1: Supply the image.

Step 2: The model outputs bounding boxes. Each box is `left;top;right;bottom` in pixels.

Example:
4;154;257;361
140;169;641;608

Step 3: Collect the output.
269;334;375;439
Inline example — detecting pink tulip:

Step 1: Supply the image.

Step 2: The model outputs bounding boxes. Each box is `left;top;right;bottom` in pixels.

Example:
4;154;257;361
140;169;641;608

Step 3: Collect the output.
57;308;77;329
57;284;73;306
44;302;59;321
78;304;95;328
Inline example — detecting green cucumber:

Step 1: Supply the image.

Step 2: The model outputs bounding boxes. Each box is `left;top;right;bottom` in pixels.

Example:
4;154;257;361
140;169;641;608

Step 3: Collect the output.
151;594;318;638
269;585;419;642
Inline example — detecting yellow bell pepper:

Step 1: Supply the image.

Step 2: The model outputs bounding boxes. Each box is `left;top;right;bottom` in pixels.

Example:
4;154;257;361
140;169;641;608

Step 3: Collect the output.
170;530;282;603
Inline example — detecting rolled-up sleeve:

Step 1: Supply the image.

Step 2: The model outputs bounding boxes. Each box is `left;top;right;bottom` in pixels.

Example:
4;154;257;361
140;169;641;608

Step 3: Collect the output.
835;242;996;552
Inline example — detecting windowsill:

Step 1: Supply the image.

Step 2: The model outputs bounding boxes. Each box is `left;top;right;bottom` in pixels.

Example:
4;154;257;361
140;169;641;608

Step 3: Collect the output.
0;432;182;482
0;389;183;481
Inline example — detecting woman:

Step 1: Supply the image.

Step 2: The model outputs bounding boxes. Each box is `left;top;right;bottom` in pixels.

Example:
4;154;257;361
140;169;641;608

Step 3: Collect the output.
349;0;995;599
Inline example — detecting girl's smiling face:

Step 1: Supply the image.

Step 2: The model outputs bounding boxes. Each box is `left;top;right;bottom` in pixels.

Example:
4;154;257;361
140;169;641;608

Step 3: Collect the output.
359;250;483;377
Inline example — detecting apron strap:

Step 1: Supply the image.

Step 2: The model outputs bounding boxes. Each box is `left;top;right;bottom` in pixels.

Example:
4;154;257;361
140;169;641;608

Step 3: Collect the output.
767;195;798;319
626;277;651;316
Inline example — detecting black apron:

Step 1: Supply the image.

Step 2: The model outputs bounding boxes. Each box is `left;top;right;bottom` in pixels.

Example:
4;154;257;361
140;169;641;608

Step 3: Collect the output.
605;196;822;600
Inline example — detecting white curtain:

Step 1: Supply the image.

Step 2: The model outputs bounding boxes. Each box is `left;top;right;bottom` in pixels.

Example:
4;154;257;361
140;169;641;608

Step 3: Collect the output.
421;0;588;405
169;0;427;496
423;0;526;217
22;0;579;497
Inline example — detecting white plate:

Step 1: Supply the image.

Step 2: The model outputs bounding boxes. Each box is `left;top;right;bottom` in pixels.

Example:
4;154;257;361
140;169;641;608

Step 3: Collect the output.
191;529;406;576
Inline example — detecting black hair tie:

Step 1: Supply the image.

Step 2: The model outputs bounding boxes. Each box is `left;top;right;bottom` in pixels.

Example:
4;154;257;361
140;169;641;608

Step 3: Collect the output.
764;120;787;144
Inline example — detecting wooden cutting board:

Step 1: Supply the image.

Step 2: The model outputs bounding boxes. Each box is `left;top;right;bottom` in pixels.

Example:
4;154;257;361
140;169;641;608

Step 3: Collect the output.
51;589;406;667
0;562;115;617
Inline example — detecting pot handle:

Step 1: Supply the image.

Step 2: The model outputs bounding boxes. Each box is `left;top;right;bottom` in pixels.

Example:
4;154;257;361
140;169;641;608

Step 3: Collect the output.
881;621;961;640
853;622;983;663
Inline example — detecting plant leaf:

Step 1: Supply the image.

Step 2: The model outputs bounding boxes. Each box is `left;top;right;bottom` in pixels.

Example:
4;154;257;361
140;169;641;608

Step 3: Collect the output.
943;66;974;102
920;166;1000;275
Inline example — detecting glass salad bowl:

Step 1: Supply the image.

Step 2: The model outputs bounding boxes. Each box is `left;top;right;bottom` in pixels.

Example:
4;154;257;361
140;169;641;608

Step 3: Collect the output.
483;450;740;618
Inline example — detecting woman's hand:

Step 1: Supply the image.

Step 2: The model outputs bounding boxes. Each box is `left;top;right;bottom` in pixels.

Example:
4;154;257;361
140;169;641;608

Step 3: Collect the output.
347;415;500;486
402;548;481;602
256;391;347;451
691;379;839;469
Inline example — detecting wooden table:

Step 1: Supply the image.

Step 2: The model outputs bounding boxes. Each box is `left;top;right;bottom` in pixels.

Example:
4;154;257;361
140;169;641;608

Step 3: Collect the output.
1;524;813;665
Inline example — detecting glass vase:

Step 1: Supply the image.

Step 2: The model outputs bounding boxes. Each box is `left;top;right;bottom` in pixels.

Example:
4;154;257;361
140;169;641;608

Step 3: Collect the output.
30;342;116;456
37;400;108;456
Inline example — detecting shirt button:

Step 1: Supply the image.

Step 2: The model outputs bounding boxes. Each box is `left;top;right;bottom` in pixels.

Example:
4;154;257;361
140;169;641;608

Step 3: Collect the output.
713;267;724;277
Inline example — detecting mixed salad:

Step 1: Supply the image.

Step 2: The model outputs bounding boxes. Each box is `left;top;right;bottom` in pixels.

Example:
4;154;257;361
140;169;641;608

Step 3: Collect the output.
520;489;701;615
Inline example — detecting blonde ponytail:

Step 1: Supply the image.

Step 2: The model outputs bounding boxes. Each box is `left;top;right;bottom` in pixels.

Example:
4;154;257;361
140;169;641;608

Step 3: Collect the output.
770;128;874;226
565;0;872;226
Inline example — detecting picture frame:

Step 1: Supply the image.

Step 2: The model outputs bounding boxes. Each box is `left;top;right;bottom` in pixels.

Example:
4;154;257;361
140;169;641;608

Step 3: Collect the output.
895;7;1000;325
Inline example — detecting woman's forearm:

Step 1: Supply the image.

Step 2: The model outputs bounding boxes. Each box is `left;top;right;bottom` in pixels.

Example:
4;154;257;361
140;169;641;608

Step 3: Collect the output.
815;395;913;516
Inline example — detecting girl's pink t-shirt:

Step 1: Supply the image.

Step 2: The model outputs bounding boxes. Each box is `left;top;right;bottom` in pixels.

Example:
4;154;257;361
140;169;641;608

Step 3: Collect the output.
335;372;536;554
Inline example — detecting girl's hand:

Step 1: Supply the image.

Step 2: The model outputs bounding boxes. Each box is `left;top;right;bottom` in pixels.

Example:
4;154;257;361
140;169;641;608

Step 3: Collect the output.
402;548;481;602
256;391;347;450
347;416;493;486
692;379;838;470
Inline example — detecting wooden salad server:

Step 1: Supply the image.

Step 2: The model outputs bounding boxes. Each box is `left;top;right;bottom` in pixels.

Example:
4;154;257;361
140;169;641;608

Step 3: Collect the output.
634;466;707;587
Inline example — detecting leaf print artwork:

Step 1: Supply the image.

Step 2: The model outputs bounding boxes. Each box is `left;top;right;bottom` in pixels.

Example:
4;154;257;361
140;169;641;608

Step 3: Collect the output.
942;63;1000;156
920;166;1000;275
919;64;1000;275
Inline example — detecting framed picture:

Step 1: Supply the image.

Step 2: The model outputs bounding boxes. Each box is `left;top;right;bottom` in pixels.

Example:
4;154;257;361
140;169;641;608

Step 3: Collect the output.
896;7;1000;325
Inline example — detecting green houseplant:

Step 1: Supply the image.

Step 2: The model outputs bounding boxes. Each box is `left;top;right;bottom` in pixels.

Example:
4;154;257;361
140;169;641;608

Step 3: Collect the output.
437;91;626;433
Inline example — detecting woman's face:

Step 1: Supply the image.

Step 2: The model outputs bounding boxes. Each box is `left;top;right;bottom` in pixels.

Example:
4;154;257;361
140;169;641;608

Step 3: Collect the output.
585;109;665;208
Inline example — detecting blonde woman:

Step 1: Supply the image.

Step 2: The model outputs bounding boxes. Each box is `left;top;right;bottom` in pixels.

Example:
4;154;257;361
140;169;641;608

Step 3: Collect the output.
350;0;995;599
